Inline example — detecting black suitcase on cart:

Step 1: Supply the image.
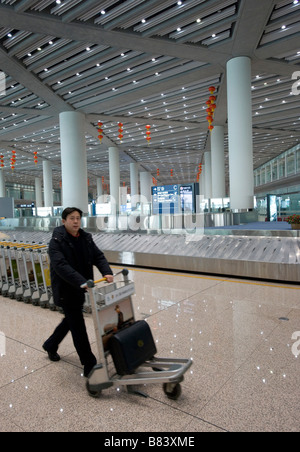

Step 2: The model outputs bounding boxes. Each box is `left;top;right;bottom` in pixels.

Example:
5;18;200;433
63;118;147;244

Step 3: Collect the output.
109;320;157;376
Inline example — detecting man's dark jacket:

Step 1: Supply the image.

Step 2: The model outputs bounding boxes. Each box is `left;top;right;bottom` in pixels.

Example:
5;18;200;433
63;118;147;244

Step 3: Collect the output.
49;226;113;307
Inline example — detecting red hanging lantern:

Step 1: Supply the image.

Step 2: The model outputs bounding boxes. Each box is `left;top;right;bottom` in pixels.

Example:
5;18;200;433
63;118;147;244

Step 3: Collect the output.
170;169;174;177
11;150;16;171
0;155;4;169
205;87;217;131
33;151;38;165
145;124;151;144
118;122;124;143
97;121;104;144
157;168;160;177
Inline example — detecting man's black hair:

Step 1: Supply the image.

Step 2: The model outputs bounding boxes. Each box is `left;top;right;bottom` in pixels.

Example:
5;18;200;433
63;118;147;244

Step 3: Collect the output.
62;207;83;220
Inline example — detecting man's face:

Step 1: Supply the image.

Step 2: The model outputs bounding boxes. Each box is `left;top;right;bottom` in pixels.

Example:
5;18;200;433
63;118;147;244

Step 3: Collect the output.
63;211;81;236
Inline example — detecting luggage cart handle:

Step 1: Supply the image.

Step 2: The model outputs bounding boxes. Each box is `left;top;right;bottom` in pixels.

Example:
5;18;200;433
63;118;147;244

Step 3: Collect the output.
83;278;106;289
83;269;129;289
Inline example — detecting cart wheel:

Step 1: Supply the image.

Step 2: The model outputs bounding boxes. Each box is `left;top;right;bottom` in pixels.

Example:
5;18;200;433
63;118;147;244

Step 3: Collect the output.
86;381;102;399
163;383;182;400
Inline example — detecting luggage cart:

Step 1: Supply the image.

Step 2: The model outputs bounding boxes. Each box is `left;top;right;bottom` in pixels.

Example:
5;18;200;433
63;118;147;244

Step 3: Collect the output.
0;243;11;296
35;248;54;309
0;243;16;298
28;246;48;306
13;243;39;302
7;245;25;300
21;247;37;304
6;243;33;300
86;269;192;400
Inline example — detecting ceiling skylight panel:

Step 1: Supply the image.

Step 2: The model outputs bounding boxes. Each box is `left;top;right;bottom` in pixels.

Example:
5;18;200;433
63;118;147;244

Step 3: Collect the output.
3;30;32;50
134;0;204;34
94;0;147;25
50;0;82;16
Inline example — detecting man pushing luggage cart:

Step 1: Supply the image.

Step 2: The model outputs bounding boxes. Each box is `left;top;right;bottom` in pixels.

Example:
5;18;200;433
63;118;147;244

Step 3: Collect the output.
42;207;113;378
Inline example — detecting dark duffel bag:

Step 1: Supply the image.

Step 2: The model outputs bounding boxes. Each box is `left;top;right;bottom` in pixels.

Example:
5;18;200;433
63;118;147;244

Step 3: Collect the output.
109;320;157;375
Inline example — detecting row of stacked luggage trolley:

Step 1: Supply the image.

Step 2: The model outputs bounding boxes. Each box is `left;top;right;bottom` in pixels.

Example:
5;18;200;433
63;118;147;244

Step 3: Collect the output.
0;239;55;310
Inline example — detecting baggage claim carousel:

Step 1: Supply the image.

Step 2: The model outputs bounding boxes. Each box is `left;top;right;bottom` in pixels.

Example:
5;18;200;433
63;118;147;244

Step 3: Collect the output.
0;216;299;283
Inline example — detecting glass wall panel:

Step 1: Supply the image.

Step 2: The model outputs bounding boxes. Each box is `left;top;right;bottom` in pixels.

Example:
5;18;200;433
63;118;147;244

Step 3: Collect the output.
287;152;295;175
272;161;278;180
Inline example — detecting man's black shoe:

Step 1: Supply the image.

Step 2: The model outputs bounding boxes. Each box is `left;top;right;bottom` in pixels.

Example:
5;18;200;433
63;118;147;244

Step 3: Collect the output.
43;344;61;362
84;361;96;378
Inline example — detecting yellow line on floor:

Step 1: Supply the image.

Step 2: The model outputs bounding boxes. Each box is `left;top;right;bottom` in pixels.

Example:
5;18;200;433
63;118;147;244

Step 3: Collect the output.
111;265;300;291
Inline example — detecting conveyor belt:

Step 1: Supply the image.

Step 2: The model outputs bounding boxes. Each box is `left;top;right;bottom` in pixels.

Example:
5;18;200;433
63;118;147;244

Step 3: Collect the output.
92;233;300;283
0;230;299;283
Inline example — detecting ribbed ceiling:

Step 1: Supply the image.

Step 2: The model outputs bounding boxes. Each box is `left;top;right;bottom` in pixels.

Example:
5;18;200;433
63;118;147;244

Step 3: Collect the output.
0;0;299;191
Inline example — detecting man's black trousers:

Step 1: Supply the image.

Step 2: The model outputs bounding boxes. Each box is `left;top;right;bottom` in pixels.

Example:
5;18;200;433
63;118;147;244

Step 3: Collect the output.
44;302;96;367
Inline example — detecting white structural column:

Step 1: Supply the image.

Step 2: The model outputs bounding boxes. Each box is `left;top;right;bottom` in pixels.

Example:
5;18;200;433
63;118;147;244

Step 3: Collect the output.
109;146;120;215
211;126;226;198
140;171;152;213
0;170;5;197
204;152;212;200
35;177;43;208
199;167;205;198
227;57;254;210
96;177;103;201
43;160;53;208
60;111;88;214
130;162;139;210
140;172;152;201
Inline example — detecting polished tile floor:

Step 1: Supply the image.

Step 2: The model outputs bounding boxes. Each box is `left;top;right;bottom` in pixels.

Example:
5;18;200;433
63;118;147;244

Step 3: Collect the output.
0;267;299;432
